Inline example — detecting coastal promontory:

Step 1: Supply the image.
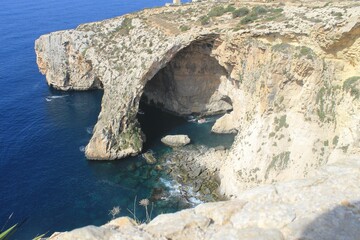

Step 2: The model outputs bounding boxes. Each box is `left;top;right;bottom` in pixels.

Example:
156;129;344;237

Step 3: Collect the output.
35;0;360;238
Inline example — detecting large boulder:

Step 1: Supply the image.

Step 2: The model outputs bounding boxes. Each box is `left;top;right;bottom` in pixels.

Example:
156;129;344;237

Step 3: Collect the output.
161;135;191;147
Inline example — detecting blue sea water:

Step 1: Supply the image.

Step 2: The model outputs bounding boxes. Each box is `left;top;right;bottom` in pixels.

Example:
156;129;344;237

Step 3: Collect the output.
0;0;234;238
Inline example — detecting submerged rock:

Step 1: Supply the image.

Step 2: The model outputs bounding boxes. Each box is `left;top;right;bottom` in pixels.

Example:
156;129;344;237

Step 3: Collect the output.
161;135;191;148
142;151;157;164
160;145;224;203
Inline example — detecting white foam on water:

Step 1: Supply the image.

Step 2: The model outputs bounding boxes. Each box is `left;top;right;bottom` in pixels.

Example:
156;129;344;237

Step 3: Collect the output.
160;177;181;196
45;95;69;102
160;177;204;207
79;146;86;152
86;126;94;134
188;196;204;205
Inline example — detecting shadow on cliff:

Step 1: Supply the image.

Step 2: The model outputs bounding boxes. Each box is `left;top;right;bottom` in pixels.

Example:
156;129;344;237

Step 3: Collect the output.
137;100;187;150
299;201;360;240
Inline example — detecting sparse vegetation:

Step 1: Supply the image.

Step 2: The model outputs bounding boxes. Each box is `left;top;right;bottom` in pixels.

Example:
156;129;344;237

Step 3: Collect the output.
316;87;326;122
208;6;226;17
252;6;268;15
239;6;280;25
264;9;284;22
179;25;190;32
296;46;316;60
232;7;250;18
343;76;360;99
0;213;47;240
274;115;289;131
127;196;154;224
265;151;291;180
332;11;343;17
114;17;134;35
271;8;284;14
225;5;236;13
315;82;338;123
208;5;235;17
272;43;291;53
341;145;349;153
199;15;210;25
109;206;121;219
240;14;257;24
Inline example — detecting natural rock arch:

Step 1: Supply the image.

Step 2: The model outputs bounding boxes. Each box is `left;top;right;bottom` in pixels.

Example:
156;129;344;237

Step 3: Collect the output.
141;39;232;116
81;34;232;160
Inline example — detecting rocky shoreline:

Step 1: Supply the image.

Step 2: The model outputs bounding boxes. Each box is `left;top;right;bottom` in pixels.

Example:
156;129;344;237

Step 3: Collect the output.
50;156;360;240
159;144;228;203
36;0;360;238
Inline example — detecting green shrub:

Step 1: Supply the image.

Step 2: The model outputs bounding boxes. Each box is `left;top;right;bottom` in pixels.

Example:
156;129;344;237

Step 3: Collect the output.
271;8;283;13
332;136;339;145
343;76;360;99
272;43;291;53
199;15;210;25
208;5;236;17
208;6;227;17
240;14;257;24
252;6;268;15
238;6;268;24
232;7;250;18
114;17;134;35
179;25;190;32
295;46;316;60
225;5;236;12
332;11;343;17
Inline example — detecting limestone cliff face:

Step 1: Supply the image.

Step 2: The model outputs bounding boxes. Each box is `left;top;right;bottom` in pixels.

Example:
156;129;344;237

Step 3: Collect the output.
35;0;360;197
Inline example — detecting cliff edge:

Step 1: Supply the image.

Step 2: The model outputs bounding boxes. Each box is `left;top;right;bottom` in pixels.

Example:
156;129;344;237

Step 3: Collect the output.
35;0;360;195
35;0;360;238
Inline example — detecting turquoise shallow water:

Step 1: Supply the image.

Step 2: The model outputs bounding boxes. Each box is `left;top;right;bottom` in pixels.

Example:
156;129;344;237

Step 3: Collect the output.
0;0;234;238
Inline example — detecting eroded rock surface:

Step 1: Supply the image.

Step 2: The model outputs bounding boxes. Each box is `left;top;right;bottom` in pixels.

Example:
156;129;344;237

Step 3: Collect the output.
50;157;360;240
161;135;191;147
36;0;360;238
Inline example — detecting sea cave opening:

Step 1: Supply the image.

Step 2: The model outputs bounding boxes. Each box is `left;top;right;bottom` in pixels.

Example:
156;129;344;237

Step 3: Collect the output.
137;39;235;150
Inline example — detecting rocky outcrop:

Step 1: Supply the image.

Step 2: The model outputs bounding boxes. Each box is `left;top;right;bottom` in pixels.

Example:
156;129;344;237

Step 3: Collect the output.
160;145;227;202
161;135;191;147
36;1;360;237
49;156;360;239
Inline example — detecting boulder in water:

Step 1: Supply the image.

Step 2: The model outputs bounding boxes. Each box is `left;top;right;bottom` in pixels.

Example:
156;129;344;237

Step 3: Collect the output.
161;135;191;147
143;151;157;164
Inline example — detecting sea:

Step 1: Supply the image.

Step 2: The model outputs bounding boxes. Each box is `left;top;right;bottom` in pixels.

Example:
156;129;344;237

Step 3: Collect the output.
0;0;234;238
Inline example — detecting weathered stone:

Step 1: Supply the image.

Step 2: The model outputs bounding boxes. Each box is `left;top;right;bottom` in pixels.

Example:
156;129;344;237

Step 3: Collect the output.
51;158;360;240
142;151;157;164
144;210;211;238
37;1;360;239
105;217;137;229
161;135;191;147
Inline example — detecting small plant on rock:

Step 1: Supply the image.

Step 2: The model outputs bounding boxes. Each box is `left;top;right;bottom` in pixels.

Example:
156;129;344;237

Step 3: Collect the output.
208;6;227;17
109;206;121;219
343;76;360;99
179;25;190;32
139;198;153;223
199;15;210;25
232;7;250;18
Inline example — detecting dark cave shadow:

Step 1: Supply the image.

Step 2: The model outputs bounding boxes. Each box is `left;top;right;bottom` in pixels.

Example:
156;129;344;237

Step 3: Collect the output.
299;200;360;240
142;39;232;116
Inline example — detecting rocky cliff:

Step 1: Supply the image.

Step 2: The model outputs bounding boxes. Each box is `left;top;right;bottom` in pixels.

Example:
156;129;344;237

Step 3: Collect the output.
49;157;360;239
35;0;360;238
